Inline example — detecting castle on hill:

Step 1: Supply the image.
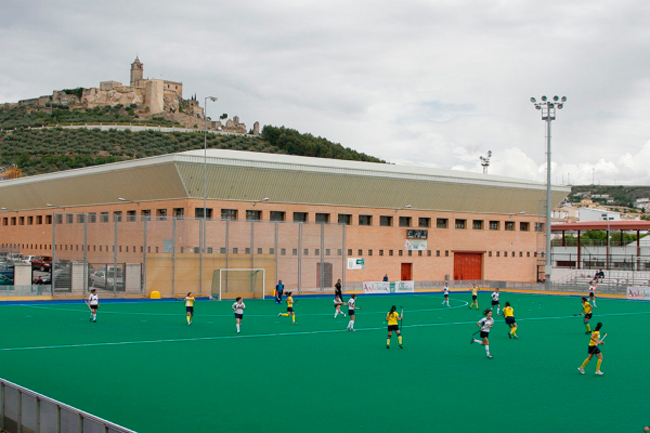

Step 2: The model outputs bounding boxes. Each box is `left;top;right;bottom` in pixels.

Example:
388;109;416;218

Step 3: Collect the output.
14;57;258;134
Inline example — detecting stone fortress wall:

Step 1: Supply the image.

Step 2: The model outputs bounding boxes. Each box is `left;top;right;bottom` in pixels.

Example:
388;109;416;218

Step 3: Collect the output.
9;56;258;135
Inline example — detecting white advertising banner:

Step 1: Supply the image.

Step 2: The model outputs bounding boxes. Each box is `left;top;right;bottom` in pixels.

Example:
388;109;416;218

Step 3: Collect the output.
405;239;427;251
347;258;365;270
363;281;415;294
627;286;650;300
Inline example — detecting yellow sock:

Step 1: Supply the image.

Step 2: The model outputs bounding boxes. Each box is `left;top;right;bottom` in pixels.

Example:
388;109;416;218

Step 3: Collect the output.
387;339;390;347
596;359;602;371
280;313;288;317
186;315;190;324
292;314;295;323
398;335;403;345
512;326;517;336
580;358;590;368
586;324;591;332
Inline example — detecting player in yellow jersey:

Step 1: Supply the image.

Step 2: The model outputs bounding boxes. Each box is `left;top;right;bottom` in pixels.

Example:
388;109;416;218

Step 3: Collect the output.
278;291;296;324
578;322;605;375
184;292;195;325
386;305;403;349
469;285;479;309
579;297;593;334
503;302;517;339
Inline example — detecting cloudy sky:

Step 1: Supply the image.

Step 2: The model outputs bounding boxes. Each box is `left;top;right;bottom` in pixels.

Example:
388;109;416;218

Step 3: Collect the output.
2;0;650;185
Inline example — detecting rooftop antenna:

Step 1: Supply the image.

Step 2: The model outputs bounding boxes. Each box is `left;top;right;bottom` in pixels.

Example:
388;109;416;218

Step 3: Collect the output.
480;150;492;174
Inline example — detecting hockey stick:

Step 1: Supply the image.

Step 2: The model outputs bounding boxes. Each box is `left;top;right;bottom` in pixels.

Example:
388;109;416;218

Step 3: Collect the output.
399;305;404;330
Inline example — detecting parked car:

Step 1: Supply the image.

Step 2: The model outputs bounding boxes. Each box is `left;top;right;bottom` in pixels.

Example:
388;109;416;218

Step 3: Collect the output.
0;262;14;280
90;267;124;290
0;274;13;285
22;256;52;272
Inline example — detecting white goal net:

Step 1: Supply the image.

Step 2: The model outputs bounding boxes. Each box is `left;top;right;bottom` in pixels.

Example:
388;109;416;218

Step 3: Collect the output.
214;268;266;300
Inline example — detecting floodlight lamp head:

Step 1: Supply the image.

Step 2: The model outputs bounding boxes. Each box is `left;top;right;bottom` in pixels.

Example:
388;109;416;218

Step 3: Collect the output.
262;197;270;202
553;95;559;101
207;96;218;102
118;197;127;201
561;96;567;102
46;203;53;207
535;105;541;110
541;95;547;101
558;104;563;109
404;205;412;209
548;103;555;108
530;97;536;103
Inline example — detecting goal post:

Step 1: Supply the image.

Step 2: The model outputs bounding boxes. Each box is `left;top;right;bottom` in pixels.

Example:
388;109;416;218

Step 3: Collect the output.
213;268;266;300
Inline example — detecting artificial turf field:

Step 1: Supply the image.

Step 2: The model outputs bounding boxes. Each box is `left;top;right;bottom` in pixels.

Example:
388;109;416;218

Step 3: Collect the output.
1;292;649;433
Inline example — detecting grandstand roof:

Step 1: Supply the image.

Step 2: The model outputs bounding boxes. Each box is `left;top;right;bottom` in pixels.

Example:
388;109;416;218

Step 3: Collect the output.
0;149;571;214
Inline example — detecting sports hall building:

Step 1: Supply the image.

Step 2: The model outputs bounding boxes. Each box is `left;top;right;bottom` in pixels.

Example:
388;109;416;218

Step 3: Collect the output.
0;149;570;297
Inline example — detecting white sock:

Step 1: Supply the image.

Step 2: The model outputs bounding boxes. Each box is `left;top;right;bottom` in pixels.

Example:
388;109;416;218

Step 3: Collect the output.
473;339;481;343
236;323;240;332
485;345;490;356
334;311;338;318
92;313;96;320
350;320;354;329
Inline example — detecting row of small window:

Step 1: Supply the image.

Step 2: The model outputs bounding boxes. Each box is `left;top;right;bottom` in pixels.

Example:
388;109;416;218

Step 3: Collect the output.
1;211;543;232
351;249;544;258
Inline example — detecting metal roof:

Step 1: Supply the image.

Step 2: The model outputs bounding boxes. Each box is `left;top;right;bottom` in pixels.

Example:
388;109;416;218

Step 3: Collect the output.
552;221;650;232
0;149;571;214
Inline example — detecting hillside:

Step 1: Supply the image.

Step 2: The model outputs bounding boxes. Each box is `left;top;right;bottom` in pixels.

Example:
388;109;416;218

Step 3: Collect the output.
0;106;384;176
568;185;650;209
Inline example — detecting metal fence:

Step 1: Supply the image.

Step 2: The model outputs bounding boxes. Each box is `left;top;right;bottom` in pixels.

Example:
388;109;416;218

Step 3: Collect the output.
51;214;346;298
0;378;135;433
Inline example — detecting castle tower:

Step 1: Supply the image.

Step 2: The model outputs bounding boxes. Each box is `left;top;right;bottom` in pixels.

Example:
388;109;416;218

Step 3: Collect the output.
130;56;144;87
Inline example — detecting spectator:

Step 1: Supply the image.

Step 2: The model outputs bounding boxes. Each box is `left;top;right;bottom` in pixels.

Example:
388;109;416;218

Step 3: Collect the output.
382;274;389;282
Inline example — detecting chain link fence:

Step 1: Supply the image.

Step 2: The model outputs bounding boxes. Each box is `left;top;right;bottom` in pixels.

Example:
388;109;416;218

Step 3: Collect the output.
51;214;346;299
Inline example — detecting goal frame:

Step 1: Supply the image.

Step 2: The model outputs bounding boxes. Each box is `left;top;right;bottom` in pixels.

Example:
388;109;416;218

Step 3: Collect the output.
216;268;266;300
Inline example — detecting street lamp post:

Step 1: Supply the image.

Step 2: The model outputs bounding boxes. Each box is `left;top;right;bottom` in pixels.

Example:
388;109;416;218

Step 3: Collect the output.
530;95;567;290
202;96;218;295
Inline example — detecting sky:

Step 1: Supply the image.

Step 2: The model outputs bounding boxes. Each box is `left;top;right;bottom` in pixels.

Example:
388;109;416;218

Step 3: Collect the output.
2;0;650;186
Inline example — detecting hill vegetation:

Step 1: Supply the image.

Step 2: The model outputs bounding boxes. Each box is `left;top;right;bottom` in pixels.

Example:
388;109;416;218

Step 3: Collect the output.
568;185;650;209
0;105;383;176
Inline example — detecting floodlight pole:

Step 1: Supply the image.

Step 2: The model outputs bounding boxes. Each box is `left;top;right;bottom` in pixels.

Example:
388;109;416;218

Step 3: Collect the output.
202;96;217;295
531;95;567;290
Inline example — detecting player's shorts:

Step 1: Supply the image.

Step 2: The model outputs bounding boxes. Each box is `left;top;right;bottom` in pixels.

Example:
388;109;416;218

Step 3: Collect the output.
588;345;601;355
585;313;592;319
480;331;490;339
492;300;499;306
90;304;99;310
348;310;355;316
388;325;399;331
287;307;294;313
589;292;595;297
234;313;243;319
472;295;477;301
186;306;194;313
444;294;449;298
505;316;515;325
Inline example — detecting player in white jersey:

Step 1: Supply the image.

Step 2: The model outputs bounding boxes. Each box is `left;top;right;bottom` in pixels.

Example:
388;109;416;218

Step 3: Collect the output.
334;294;346;318
491;289;501;315
588;281;597;307
87;289;99;322
346;294;359;331
442;283;450;307
470;309;494;358
232;297;246;334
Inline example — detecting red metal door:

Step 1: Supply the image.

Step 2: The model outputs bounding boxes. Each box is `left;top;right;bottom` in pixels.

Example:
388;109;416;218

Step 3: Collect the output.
453;253;482;280
401;263;412;281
